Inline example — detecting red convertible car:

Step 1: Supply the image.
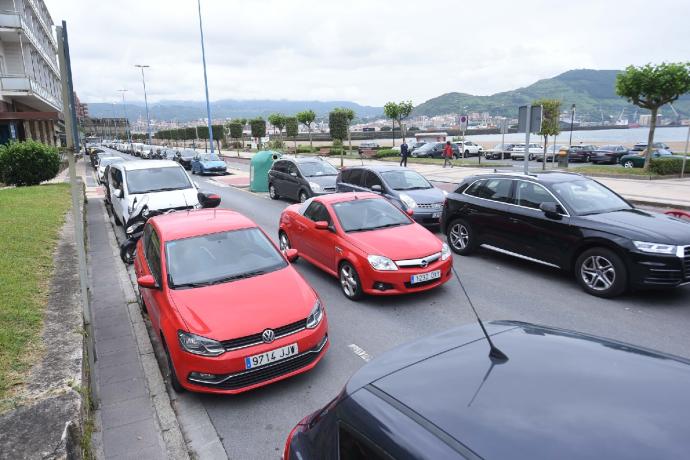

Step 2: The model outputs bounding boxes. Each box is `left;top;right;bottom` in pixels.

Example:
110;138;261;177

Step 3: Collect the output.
278;193;453;300
134;209;329;394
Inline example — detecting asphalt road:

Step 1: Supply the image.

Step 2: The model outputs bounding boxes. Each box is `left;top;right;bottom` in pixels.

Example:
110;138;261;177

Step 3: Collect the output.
98;149;690;459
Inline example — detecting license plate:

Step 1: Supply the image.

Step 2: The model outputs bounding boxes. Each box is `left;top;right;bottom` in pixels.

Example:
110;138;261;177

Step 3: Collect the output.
411;270;441;284
245;343;298;369
432;212;441;219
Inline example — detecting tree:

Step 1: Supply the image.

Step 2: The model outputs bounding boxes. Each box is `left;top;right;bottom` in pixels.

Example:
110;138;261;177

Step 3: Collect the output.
268;113;287;140
238;118;248;149
228;122;243;156
334;108;355;159
329;110;349;167
533;98;561;170
250;117;266;149
383;102;399;146
383;101;414;146
285;116;299;154
616;62;690;171
296;109;316;149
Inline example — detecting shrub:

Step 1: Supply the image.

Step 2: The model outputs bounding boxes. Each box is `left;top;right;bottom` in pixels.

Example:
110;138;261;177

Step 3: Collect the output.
297;146;318;153
0;141;60;186
650;157;688;175
374;149;399;158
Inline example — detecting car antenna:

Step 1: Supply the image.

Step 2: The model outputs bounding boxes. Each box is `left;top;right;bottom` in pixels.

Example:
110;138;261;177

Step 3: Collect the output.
452;267;508;362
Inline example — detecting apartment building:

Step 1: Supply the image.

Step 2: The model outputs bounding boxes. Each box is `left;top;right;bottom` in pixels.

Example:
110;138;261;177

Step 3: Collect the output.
0;0;61;145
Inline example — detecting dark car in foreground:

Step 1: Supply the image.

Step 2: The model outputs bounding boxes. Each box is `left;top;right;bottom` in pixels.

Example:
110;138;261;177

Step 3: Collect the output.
269;157;338;202
284;321;690;459
591;144;628;164
441;171;690;297
336;165;447;225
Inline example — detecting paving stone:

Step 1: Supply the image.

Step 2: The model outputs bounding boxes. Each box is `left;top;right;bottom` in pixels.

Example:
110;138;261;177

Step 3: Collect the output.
102;418;160;457
97;347;139;369
99;376;147;407
97;361;144;385
100;396;155;429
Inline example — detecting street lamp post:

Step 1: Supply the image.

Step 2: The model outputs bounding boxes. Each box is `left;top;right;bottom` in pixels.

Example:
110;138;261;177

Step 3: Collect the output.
197;0;215;154
134;64;152;144
569;103;576;147
118;89;131;144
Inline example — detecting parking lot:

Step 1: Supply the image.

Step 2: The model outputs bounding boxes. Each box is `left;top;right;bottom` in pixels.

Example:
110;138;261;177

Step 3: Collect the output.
95;147;690;459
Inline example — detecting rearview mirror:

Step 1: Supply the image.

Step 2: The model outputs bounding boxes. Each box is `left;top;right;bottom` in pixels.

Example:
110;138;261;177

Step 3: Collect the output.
198;192;221;208
137;275;158;289
314;221;329;230
371;185;382;193
539;202;561;219
285;248;299;262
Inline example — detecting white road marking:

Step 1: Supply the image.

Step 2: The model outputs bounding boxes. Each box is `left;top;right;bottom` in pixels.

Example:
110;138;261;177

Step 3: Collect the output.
348;343;372;362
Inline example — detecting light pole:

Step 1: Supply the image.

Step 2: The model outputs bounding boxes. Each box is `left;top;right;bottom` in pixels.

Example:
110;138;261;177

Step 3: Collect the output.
197;0;215;154
118;89;131;144
134;64;152;144
569;103;576;147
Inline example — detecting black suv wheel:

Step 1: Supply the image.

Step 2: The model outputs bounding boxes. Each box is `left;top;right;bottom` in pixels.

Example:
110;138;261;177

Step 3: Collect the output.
446;218;476;255
575;248;627;298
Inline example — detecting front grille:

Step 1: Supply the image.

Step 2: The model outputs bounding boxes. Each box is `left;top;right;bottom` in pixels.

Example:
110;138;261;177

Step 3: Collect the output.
220;318;307;351
323;187;336;192
644;268;683;285
684;246;690;280
198;339;326;390
416;202;443;211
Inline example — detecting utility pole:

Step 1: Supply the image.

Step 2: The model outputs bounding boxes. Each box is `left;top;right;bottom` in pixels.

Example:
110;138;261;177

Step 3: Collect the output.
57;22;98;406
681;122;689;178
197;0;215;154
569;103;576;147
118;89;131;144
134;64;152;144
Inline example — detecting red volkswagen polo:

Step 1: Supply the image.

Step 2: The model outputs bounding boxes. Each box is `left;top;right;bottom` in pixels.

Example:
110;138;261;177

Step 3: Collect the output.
134;209;329;394
278;193;453;300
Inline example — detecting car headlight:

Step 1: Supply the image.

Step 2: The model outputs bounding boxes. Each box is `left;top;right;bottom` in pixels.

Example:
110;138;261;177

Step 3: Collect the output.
399;193;417;210
441;243;451;261
368;255;398;271
309;181;322;192
306;299;324;329
177;331;225;356
633;241;677;255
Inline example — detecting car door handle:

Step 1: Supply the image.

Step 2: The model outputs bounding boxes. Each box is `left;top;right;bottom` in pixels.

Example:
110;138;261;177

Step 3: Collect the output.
509;217;521;223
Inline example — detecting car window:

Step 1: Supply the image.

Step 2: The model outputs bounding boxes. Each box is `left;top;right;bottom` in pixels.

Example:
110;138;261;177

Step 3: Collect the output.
299;161;338;177
125;166;192;194
347;169;363;186
465;178;513;203
332;198;411;232
272;161;286;173
380;170;431;190
110;167;123;190
515;181;555;210
550;179;631;215
165;228;287;288
339;424;389;460
287;162;299;176
303;201;332;224
363;171;383;189
145;226;162;285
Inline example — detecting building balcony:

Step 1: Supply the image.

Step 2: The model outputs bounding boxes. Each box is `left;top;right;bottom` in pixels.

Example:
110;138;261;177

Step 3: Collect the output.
1;75;62;111
0;10;59;77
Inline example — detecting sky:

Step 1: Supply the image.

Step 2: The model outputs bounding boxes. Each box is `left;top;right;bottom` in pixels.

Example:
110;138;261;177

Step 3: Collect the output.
47;0;690;106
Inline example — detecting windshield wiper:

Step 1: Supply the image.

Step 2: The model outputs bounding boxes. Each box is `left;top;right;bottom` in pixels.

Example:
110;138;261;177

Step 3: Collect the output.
171;281;215;289
396;186;430;190
145;186;185;192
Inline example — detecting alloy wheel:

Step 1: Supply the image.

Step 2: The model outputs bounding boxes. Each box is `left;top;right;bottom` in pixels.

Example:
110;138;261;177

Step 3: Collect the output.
269;184;277;199
340;264;359;298
580;255;616;291
449;223;469;250
623;161;634;168
279;232;290;253
299;191;308;203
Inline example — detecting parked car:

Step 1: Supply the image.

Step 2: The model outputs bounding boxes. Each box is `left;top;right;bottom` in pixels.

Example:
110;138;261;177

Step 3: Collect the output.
442;171;690;297
484;143;516;160
283;320;690;459
97;156;125;183
106;160;201;226
140;145;157;159
454;140;483;157
588;145;629;164
631;142;672;153
159;148;179;160
278;193;452;300
174;149;196;169
411;142;459;159
510;143;543;161
619;148;684;168
134;209;329;394
269;157;338;203
89;149;109;168
535;145;568;162
409;141;426;154
336;165;447;226
357;141;380;154
558;144;597;162
191;153;227;175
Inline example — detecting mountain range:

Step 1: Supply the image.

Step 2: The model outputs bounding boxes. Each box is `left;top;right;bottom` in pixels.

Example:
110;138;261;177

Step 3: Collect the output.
86;69;690;123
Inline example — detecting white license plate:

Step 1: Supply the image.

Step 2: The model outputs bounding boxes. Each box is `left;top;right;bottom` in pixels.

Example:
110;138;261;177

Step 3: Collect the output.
411;270;442;284
432;212;441;219
245;343;298;369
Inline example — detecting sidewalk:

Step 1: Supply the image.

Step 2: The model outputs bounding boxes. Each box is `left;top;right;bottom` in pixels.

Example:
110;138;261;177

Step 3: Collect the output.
217;150;690;210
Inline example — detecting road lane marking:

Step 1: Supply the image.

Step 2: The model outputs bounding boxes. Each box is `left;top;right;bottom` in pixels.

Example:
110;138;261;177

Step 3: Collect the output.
348;344;372;362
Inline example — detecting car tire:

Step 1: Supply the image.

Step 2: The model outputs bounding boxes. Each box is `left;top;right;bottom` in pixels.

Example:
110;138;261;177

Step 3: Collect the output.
298;190;309;203
623;160;635;168
278;231;297;260
575;247;627;298
269;183;280;200
339;261;363;301
446;218;476;255
164;345;185;393
191;168;196;175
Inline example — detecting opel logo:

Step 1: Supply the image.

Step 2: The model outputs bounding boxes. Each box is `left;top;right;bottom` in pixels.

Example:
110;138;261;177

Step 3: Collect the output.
262;329;275;343
420;259;429;268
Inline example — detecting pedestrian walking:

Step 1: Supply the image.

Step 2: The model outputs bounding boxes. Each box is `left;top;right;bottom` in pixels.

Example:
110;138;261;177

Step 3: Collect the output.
400;141;409;167
443;141;454;168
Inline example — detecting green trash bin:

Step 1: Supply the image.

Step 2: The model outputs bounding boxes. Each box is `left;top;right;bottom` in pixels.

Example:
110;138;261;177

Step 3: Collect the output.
250;150;280;192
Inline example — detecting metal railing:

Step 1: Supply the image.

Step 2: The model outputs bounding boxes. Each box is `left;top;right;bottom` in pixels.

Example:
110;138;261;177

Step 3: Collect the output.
0;75;63;110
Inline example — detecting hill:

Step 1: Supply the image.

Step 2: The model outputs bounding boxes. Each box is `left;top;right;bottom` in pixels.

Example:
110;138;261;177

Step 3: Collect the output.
86;99;383;123
412;69;690;120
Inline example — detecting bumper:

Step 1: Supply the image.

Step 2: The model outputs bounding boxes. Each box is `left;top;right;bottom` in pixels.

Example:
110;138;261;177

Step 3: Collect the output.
592;154;616;163
361;258;453;295
628;249;690;288
172;319;329;394
200;168;227;175
412;210;443;226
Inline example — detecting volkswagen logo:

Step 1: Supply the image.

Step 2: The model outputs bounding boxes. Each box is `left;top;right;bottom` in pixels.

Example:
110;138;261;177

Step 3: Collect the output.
420;259;429;268
262;329;275;344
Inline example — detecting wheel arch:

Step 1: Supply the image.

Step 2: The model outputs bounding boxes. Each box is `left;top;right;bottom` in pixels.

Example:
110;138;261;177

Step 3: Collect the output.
569;238;630;275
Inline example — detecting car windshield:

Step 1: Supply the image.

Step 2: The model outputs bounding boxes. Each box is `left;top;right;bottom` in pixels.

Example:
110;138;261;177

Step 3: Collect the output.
166;228;287;289
380;170;432;190
198;154;221;161
299;161;338;177
416;143;435;152
99;157;124;167
550;179;632;216
126;167;192;194
600;145;619;150
332;198;411;232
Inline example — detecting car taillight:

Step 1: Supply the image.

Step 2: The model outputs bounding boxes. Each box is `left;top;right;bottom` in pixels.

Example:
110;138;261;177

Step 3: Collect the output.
282;416;309;460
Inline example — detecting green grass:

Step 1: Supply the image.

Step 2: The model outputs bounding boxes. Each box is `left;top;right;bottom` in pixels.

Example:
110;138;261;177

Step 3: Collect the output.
378;156;511;168
0;184;71;402
571;165;659;176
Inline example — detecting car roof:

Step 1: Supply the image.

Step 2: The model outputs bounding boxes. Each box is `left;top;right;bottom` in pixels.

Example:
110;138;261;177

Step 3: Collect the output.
150;209;257;241
464;170;585;184
118;160;181;171
350;321;690;459
315;191;381;204
342;165;410;173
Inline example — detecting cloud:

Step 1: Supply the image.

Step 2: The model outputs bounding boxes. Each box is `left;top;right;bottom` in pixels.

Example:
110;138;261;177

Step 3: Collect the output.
47;0;690;106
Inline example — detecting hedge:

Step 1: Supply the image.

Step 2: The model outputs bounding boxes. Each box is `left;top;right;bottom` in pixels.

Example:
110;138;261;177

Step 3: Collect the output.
0;141;60;186
374;149;399;158
650;157;689;175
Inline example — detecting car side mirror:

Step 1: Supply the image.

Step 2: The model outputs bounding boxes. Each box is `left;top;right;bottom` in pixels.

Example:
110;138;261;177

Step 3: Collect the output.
314;221;329;230
290;172;298;177
371;185;382;193
539;202;561;219
285;248;299;262
137;274;158;289
198;192;221;208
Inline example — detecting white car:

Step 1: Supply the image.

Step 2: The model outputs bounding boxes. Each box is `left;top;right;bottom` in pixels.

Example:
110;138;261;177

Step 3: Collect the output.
454;140;483;157
510;143;543;161
106;160;201;226
97;156;125;183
